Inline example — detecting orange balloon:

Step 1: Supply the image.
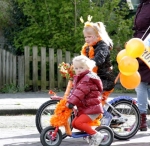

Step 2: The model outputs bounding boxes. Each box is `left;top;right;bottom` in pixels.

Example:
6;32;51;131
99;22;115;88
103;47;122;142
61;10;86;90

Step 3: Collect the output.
118;56;139;76
120;72;141;89
125;38;145;58
116;49;127;63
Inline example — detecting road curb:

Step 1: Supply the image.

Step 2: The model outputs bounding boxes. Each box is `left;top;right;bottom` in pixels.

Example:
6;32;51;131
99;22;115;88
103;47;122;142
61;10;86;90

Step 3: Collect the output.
0;109;149;116
0;109;37;115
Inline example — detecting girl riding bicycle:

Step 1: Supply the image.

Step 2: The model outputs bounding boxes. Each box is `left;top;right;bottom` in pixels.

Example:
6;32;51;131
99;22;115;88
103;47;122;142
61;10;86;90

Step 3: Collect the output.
80;16;115;104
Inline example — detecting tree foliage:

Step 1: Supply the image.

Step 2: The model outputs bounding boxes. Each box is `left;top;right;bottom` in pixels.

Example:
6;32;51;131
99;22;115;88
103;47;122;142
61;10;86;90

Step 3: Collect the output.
6;0;133;52
0;0;12;29
2;0;134;74
2;0;28;54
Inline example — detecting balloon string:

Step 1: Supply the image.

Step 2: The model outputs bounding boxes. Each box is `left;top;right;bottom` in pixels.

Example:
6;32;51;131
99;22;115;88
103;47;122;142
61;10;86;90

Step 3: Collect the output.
141;25;150;40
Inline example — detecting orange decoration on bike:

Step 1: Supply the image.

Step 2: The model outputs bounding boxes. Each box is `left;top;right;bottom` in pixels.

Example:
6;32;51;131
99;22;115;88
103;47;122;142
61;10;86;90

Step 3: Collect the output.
58;62;75;80
120;72;141;89
50;98;72;135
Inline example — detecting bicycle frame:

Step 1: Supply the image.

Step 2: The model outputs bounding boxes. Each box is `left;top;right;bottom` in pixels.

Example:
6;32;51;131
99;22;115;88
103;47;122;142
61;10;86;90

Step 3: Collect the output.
101;96;137;126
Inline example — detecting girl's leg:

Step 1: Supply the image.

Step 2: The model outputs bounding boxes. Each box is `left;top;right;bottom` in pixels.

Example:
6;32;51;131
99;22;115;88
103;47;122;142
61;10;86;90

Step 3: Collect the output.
101;89;114;106
72;117;78;130
73;114;104;145
72;114;96;135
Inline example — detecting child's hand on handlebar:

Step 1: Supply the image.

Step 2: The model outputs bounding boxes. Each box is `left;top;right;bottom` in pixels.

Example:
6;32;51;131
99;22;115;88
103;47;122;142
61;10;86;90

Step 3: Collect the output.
66;102;74;109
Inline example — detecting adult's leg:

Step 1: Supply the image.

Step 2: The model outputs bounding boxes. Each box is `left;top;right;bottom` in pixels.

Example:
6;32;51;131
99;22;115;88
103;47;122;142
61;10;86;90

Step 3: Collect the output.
147;86;150;110
147;86;150;100
135;82;148;113
135;82;148;131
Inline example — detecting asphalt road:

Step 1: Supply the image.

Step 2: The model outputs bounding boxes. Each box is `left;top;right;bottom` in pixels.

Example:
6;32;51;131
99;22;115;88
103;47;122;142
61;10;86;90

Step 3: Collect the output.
0;115;150;146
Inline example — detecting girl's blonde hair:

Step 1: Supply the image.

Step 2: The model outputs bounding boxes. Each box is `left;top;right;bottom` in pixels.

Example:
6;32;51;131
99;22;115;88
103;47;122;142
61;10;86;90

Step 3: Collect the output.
83;21;113;48
72;55;96;71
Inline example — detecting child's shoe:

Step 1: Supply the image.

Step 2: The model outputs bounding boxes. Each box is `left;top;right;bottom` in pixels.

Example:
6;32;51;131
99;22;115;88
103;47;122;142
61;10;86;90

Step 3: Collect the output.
89;132;104;146
84;136;90;143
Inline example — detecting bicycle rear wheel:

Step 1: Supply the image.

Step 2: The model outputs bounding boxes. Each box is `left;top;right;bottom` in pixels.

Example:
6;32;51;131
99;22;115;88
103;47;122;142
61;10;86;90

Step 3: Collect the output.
108;99;140;140
35;100;74;139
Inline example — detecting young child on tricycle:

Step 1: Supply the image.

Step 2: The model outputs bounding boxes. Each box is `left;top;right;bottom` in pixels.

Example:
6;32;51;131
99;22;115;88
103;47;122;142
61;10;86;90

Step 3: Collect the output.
40;55;113;146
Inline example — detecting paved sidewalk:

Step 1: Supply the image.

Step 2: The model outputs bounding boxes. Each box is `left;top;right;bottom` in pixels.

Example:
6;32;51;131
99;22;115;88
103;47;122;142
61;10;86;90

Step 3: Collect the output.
0;91;63;115
0;92;137;115
0;92;150;146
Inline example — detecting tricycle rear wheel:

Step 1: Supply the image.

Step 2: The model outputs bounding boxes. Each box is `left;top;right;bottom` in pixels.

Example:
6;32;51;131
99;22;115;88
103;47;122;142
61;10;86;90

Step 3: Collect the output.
95;125;114;146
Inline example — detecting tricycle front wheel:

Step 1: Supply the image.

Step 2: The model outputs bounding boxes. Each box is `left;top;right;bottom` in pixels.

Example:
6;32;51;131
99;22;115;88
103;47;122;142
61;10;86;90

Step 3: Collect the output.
40;126;62;146
36;99;74;139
